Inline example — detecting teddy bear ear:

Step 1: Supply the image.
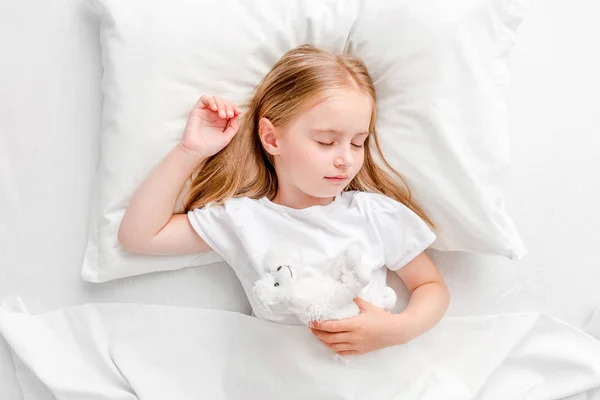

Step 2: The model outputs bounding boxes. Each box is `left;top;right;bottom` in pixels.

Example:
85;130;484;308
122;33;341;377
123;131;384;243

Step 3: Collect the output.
262;245;302;274
344;244;362;262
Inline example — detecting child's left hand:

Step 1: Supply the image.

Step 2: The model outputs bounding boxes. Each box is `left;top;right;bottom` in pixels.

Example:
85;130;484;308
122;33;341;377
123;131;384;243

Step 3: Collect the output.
308;297;409;356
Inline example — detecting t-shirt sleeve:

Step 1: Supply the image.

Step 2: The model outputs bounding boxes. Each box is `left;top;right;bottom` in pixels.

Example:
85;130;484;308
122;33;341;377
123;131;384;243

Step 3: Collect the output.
366;193;437;271
187;201;244;267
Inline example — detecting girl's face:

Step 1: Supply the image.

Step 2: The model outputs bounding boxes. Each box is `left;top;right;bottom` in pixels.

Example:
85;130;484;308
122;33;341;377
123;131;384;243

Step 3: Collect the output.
260;88;372;207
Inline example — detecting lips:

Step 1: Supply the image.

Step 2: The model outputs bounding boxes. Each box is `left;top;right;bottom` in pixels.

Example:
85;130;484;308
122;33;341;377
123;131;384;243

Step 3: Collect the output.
325;175;349;181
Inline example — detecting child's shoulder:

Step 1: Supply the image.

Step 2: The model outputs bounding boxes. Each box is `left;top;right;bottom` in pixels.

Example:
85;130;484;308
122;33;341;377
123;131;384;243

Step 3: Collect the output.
194;196;258;214
345;190;406;214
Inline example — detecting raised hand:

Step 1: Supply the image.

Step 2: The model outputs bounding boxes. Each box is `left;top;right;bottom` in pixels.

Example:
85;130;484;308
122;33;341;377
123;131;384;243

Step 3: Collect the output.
180;95;242;158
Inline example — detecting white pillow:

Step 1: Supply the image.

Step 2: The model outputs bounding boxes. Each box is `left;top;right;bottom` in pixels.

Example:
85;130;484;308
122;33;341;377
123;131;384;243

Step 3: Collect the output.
83;0;528;283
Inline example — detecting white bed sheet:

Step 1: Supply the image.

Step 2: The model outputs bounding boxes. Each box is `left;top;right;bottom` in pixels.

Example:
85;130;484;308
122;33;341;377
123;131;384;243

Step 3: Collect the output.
1;0;599;398
2;301;600;400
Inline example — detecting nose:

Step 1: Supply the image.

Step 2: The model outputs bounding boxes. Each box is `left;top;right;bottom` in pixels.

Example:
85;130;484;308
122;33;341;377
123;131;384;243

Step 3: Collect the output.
334;145;354;168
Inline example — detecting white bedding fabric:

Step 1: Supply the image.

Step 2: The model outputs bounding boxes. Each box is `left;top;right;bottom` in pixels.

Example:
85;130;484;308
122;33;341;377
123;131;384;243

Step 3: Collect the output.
83;0;528;283
1;298;600;400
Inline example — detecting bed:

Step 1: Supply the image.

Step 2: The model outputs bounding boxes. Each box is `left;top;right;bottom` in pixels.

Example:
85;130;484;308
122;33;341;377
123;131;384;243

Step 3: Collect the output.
1;0;599;398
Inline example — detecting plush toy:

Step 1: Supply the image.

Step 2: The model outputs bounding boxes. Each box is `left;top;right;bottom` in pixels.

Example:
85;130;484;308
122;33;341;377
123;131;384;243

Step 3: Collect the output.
251;245;397;363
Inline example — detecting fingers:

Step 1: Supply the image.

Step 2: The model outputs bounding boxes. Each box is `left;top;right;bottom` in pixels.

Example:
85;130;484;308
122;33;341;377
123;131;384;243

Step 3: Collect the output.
224;100;234;118
309;320;354;333
337;350;360;356
310;328;354;344
223;98;242;118
325;342;354;352
222;114;240;138
213;96;226;118
197;95;214;109
197;95;242;119
309;325;363;356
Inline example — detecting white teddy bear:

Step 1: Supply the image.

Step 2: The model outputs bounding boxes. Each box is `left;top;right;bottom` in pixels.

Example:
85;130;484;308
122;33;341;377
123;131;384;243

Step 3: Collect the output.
252;245;397;324
252;245;397;362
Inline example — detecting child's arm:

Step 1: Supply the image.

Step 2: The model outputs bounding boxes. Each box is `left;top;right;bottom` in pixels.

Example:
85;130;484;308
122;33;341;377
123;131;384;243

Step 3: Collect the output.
118;95;241;256
117;143;210;255
309;251;449;355
392;251;450;342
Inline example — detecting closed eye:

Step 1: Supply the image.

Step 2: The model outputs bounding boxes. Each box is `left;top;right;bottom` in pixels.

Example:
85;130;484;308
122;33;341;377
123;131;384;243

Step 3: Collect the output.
317;141;364;148
317;141;334;147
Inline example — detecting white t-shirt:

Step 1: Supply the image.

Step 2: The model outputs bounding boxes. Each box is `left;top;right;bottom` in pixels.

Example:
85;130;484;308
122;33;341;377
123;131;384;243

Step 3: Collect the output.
187;190;436;325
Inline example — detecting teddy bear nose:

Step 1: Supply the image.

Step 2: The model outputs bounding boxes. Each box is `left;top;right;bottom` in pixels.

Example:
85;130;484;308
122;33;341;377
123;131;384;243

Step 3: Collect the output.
277;266;283;271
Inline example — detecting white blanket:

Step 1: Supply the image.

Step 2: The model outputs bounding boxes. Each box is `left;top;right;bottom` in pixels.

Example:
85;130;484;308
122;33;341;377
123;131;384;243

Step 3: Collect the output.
1;298;600;400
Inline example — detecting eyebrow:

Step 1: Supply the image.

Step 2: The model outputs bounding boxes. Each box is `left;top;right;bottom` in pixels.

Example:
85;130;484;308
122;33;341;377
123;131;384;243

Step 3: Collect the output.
311;128;369;136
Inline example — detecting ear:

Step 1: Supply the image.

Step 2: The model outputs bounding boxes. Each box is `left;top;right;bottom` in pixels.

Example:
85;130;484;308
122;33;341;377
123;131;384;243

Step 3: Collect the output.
262;245;301;274
258;117;281;156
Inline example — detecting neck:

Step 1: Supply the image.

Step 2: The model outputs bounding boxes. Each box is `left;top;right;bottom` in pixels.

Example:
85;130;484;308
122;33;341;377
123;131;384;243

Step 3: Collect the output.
271;187;335;210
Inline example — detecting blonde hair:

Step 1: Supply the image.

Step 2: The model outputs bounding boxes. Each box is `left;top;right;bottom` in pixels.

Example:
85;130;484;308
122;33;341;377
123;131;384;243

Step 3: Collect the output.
182;44;434;229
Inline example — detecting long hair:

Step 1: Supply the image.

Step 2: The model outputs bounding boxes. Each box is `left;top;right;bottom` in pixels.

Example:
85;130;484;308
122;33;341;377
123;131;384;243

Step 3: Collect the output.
182;44;434;229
